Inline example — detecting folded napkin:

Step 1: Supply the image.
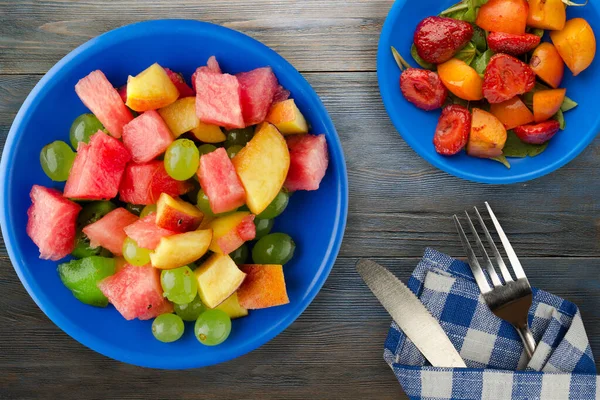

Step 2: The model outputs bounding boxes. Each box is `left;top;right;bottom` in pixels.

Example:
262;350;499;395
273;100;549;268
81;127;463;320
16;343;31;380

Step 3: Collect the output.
384;249;598;400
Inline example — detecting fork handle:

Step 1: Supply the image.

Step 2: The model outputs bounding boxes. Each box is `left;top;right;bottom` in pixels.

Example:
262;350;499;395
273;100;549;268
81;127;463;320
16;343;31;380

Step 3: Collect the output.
516;324;536;358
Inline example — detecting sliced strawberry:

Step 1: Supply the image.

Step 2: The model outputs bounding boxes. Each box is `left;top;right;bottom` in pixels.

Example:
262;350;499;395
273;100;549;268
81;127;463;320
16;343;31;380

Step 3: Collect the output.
434;105;471;156
513;120;560;144
400;69;448;111
487;32;541;56
483;54;536;104
414;17;474;64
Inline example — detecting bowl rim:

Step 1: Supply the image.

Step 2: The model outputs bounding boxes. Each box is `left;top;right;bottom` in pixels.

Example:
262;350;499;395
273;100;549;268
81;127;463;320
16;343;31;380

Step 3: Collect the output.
377;0;600;184
0;19;349;369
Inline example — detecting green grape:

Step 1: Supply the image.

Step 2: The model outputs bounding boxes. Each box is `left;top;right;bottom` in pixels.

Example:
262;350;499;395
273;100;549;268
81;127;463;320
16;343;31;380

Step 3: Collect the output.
164;139;200;181
225;127;254;147
152;314;185;343
252;233;296;265
160;266;198;305
174;295;206;321
257;190;290;219
254;218;274;240
125;203;144;216
229;244;249;265
194;309;231;346
40;141;76;182
196;189;215;218
226;145;244;159
122;237;151;266
197;144;218;156
69;113;105;149
77;201;117;228
140;204;157;218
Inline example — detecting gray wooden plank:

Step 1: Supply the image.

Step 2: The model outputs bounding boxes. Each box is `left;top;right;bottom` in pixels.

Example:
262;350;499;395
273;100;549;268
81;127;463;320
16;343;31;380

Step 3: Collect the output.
2;73;600;258
0;254;598;399
0;0;391;74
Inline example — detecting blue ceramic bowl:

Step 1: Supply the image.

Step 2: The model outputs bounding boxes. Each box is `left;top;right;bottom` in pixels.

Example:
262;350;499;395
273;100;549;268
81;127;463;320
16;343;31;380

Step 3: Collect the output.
0;20;348;369
378;0;600;184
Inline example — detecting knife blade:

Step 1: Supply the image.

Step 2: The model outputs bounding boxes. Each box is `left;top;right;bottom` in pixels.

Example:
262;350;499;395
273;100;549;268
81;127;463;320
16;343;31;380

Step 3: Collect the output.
356;259;466;368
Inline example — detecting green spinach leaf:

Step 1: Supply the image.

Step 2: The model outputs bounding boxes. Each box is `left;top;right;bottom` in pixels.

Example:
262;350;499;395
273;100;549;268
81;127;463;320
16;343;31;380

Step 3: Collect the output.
472;49;494;75
410;44;436;70
502;130;549;158
455;42;477;66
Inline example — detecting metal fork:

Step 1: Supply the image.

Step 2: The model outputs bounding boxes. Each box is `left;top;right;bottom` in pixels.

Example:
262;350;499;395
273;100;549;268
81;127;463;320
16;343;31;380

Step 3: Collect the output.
453;202;536;358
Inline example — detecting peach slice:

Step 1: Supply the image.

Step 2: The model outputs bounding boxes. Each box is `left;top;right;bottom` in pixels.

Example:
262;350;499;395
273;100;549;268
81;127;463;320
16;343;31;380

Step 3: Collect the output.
476;0;529;35
232;123;290;215
157;97;199;137
237;264;289;310
190;122;226;143
215;292;248;319
209;212;256;255
467;108;507;159
437;59;484;101
194;254;246;308
530;43;565;89
265;99;309;135
149;229;212;270
126;63;179;112
527;0;566;31
551;18;597;77
533;89;566;123
490;97;534;130
156;193;204;233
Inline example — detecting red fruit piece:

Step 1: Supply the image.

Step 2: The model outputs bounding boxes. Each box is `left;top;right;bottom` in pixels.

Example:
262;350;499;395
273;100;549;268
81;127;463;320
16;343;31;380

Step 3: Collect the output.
82;208;139;256
26;185;81;261
192;56;222;92
164;68;195;98
122;110;174;163
483;54;536;104
236;67;279;126
75;70;133;138
285;134;329;192
513;120;560;144
197;148;246;214
195;69;245;129
119;161;193;205
98;264;173;321
273;85;291;103
123;214;177;250
117;85;128;103
64;132;132;200
216;215;256;255
400;69;448;111
488;32;541;56
433;105;471;156
414;16;474;64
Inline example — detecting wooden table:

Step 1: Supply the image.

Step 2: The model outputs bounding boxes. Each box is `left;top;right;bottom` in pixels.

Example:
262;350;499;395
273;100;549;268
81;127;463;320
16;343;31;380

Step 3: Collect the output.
1;1;599;398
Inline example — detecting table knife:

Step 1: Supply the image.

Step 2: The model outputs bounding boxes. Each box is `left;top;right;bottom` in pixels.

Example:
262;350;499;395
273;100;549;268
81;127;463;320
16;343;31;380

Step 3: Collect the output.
356;259;466;368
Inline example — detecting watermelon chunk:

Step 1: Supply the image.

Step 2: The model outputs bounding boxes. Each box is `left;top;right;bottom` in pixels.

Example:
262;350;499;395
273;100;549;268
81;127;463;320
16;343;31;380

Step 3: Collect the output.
75;70;133;138
191;56;222;92
123;214;176;249
237;67;279;126
82;208;139;256
26;185;81;261
195;70;245;129
122;110;174;163
164;68;195;98
285;134;329;191
98;264;173;320
273;85;291;104
216;214;256;255
119;161;192;205
197;148;246;214
64;132;131;200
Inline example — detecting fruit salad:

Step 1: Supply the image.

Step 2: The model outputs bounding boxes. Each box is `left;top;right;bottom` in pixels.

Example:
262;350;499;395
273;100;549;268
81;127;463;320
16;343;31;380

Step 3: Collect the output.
393;0;594;167
27;57;330;346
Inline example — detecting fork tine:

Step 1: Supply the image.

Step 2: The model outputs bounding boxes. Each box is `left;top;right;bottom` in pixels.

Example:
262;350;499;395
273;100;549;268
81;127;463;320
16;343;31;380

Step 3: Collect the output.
453;215;492;294
485;202;528;281
464;211;502;287
473;206;514;283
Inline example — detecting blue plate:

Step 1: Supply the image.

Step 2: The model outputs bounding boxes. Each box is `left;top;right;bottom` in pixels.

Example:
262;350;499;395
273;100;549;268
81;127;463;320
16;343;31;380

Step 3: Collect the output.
0;20;348;369
378;0;600;184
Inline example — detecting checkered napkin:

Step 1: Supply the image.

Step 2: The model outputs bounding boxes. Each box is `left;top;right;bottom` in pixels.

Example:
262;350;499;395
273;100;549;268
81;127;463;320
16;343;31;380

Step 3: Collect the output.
383;248;599;400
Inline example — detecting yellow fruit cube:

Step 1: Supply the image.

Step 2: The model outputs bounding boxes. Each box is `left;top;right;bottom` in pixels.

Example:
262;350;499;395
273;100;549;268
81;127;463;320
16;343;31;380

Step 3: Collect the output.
195;254;246;308
208;212;251;254
190;122;226;143
215;292;248;319
158;97;199;137
266;99;309;135
150;229;212;270
126;63;179;112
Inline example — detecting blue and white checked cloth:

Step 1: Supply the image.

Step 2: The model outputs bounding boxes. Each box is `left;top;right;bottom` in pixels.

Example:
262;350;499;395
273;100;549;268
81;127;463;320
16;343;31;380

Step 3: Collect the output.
384;249;598;400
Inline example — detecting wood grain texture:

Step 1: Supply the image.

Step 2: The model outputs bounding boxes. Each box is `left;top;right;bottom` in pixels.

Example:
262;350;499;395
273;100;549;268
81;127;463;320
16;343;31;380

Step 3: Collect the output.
2;0;600;398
